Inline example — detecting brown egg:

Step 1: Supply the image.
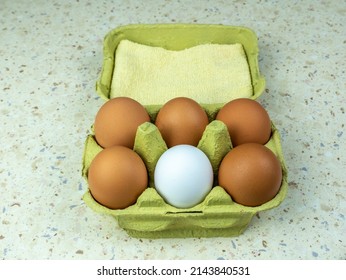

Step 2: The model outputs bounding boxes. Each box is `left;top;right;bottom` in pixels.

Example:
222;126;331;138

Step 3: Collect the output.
94;97;150;149
155;97;209;147
218;143;282;207
216;98;271;146
87;146;148;209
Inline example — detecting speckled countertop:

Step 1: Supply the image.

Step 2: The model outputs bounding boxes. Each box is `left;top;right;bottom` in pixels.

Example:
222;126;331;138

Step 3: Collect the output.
1;0;345;260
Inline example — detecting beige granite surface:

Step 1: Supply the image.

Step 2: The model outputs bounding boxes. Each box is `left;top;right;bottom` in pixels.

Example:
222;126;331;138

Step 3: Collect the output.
0;0;345;259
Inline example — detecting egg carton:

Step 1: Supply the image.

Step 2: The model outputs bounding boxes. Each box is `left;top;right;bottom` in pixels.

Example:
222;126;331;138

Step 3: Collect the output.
81;24;288;238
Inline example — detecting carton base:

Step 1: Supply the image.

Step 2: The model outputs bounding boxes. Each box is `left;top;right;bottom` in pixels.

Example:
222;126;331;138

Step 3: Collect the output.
124;226;250;239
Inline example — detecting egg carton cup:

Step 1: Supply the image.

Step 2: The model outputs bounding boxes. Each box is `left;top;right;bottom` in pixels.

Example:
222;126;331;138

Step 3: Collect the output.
81;24;288;238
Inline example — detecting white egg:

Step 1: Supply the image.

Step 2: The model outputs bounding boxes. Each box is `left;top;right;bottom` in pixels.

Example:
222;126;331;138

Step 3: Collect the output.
154;144;213;208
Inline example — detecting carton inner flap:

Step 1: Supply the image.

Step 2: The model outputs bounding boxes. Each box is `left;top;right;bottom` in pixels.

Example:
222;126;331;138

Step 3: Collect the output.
110;40;253;105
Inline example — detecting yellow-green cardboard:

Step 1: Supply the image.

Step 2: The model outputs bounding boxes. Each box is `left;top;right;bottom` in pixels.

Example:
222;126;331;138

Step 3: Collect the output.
82;24;288;238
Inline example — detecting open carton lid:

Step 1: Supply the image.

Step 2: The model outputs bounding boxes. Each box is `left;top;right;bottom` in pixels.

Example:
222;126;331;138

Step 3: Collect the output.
96;24;266;105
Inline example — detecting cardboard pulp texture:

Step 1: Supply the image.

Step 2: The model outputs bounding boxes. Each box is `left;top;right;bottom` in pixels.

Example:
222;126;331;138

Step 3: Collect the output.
81;24;288;238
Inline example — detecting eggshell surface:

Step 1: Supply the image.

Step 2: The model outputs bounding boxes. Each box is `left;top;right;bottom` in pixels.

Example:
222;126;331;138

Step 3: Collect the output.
94;97;150;149
88;146;148;209
218;143;282;207
154;145;213;208
216;98;271;146
155;97;209;147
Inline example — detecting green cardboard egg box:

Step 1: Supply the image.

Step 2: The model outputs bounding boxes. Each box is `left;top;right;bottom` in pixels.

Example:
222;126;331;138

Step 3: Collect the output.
82;24;288;238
